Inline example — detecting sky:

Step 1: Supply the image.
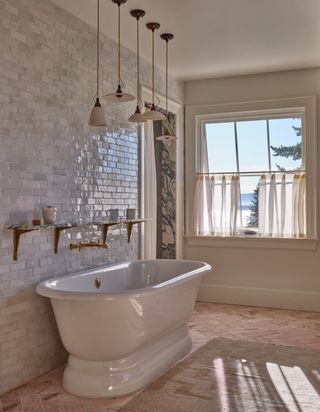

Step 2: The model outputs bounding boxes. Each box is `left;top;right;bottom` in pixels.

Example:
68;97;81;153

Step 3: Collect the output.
205;117;302;194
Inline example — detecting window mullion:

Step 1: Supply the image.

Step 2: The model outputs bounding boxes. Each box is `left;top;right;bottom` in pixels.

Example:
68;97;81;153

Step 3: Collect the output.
200;122;204;173
234;122;243;227
234;122;240;174
267;120;272;173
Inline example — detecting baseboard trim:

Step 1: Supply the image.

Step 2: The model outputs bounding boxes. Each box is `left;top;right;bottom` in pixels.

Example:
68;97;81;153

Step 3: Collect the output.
197;284;320;312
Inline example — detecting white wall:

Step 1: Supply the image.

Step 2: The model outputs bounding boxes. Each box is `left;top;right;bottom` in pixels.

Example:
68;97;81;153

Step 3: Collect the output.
184;68;320;312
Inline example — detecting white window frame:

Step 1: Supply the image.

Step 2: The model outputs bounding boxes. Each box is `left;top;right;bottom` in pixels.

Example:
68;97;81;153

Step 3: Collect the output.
185;96;317;249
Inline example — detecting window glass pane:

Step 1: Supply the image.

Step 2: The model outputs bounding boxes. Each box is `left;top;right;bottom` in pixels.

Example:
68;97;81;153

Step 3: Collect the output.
237;120;269;172
269;118;302;171
205;122;237;173
237;176;260;230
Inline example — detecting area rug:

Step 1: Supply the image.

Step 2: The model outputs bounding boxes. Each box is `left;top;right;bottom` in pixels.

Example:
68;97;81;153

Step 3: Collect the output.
120;338;320;412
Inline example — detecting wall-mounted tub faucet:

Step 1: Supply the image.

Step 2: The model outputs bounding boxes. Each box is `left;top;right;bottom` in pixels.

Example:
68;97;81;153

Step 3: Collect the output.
69;241;108;251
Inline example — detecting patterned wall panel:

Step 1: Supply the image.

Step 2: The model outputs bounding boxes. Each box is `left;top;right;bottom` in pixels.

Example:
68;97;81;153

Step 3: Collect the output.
154;113;177;259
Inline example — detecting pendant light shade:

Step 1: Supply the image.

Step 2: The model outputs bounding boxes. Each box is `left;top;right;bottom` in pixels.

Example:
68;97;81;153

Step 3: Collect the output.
156;33;177;143
129;9;146;123
129;106;147;123
104;88;135;103
103;0;135;103
144;22;166;121
89;0;106;127
144;104;166;121
90;98;107;127
155;134;177;143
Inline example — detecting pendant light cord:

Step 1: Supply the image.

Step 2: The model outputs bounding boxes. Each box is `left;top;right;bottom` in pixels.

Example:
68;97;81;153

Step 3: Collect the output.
152;29;155;105
118;3;121;86
137;17;140;106
166;40;168;111
97;0;100;98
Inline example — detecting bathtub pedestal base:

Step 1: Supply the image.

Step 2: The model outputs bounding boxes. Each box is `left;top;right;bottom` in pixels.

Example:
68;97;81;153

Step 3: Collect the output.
63;323;192;398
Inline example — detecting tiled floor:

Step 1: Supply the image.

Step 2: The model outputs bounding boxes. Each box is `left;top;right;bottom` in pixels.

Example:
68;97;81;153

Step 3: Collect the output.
1;302;320;411
121;338;320;411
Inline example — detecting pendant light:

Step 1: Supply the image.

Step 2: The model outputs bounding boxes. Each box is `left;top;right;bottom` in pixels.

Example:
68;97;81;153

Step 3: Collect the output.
156;33;177;143
129;9;147;123
89;0;106;127
103;0;135;103
144;23;166;121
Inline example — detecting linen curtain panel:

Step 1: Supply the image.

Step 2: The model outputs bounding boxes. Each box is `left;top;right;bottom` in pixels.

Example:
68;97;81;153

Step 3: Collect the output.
194;135;240;236
143;121;157;259
194;175;240;236
258;173;306;238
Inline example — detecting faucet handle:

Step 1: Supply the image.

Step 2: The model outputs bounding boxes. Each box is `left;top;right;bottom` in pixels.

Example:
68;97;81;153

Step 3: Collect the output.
97;240;108;249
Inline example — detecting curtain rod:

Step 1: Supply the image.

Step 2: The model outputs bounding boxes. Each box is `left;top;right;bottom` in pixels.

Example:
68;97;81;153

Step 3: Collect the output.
196;170;305;176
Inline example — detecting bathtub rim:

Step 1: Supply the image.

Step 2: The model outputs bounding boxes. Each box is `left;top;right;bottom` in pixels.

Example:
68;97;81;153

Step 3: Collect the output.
36;259;212;301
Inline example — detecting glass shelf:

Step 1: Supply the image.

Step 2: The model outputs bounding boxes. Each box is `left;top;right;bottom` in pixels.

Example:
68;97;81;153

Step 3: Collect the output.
7;219;149;261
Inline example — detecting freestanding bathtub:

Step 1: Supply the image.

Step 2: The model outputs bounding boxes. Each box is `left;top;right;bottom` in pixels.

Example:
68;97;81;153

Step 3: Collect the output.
36;259;212;398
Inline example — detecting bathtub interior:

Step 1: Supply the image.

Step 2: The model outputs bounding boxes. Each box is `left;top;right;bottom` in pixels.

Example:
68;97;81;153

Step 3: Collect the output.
42;260;207;294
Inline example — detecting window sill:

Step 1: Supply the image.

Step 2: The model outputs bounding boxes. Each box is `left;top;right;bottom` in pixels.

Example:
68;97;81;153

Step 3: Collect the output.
185;235;318;250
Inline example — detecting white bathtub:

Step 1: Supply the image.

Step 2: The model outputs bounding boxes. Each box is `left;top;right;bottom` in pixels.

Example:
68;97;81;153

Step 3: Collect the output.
36;259;211;398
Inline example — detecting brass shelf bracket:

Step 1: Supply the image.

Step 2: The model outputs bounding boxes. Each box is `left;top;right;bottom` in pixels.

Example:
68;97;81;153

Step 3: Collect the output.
13;228;38;261
54;226;75;254
102;222;119;244
127;220;145;243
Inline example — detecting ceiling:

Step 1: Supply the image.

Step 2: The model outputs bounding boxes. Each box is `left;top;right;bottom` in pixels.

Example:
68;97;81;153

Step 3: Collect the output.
51;0;320;81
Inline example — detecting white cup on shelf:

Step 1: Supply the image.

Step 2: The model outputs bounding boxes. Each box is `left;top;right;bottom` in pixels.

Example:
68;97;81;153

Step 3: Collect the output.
126;208;136;220
108;209;119;221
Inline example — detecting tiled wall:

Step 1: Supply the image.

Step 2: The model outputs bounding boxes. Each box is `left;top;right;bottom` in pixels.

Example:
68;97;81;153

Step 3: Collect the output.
0;0;183;394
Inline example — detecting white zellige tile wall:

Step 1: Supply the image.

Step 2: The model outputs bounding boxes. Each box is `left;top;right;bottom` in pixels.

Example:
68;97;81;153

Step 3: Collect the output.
0;0;183;394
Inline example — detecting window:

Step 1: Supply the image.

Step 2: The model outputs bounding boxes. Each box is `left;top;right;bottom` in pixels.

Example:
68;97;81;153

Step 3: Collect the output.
194;113;307;239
